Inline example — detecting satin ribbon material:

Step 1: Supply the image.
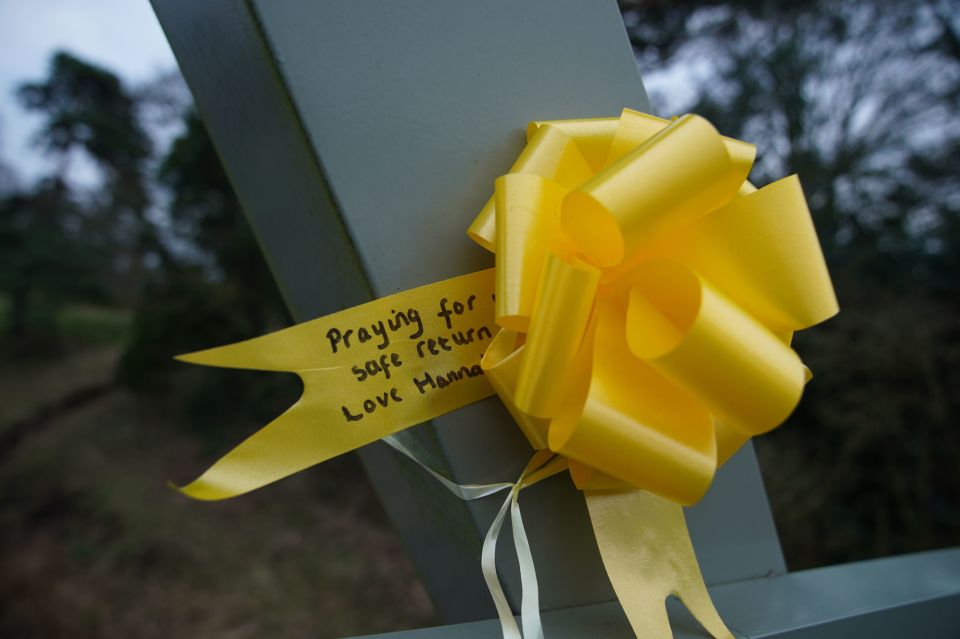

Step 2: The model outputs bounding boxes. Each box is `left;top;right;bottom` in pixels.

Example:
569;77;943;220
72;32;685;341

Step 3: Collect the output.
548;296;716;505
384;434;564;639
173;269;497;500
484;453;568;639
467;108;835;638
586;489;734;639
476;109;837;506
560;114;751;268
470;125;594;254
173;109;838;639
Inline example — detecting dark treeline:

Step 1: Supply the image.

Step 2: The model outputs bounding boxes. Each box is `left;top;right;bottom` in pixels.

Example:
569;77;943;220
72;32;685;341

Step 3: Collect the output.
0;0;957;576
621;0;960;566
0;51;295;439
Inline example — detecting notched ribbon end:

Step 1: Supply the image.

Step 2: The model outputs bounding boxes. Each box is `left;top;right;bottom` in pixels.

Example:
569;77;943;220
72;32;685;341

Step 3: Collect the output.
167;478;227;502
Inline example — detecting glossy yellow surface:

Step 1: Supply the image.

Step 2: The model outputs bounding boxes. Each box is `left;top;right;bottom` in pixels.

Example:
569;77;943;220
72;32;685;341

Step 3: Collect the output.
526;116;619;171
560;114;752;267
586;489;734;638
175;109;836;501
480;329;550;449
468;124;593;251
174;269;497;500
494;174;567;332
472;109;836;500
549;297;716;505
175;109;838;639
625;261;806;437
513;252;600;418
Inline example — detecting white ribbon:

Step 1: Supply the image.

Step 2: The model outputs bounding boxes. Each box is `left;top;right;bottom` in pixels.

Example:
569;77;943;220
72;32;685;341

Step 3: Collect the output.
381;434;548;639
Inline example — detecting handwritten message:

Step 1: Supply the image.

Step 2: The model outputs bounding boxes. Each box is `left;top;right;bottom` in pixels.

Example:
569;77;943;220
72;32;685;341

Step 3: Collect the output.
328;289;495;423
174;268;500;500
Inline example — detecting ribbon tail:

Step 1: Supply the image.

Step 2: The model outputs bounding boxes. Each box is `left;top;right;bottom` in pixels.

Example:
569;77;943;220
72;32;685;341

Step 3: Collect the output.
381;435;513;499
383;439;559;639
483;491;523;639
383;433;522;639
511;488;544;639
585;489;734;639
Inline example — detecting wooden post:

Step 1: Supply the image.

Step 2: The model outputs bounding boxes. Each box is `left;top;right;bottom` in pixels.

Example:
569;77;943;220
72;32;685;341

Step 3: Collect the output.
150;0;787;623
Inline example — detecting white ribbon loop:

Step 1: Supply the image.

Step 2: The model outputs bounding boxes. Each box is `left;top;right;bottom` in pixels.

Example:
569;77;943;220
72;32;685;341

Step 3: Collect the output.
381;434;558;639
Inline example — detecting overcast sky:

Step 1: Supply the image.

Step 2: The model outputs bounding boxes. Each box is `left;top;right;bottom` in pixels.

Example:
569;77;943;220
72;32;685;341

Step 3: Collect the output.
0;0;177;184
0;1;694;189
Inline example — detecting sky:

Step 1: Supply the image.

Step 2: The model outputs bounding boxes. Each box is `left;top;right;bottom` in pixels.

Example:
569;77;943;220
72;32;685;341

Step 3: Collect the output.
0;0;177;185
0;1;695;189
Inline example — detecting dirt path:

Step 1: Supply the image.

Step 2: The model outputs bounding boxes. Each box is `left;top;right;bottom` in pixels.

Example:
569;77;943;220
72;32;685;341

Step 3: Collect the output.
0;345;122;430
0;351;436;638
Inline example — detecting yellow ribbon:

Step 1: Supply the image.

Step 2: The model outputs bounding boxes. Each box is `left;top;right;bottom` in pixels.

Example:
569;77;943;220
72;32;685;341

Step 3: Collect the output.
475;110;836;504
173;268;498;500
173;109;838;639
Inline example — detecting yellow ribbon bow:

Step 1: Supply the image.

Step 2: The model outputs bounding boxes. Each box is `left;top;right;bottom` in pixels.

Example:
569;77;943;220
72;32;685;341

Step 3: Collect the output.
465;108;838;637
473;108;837;504
172;109;837;639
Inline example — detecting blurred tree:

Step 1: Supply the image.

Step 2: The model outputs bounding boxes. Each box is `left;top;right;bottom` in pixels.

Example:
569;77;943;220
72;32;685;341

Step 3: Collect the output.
622;0;960;279
159;110;284;322
119;109;294;440
134;69;193;132
3;48;293;433
19;51;171;294
0;118;16;196
0;179;103;350
620;0;960;567
1;51;160;346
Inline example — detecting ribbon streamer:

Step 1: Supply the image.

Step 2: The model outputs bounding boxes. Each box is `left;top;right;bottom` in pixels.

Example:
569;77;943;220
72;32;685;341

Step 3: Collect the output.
172;108;838;639
586;489;733;639
383;434;566;639
173;269;497;500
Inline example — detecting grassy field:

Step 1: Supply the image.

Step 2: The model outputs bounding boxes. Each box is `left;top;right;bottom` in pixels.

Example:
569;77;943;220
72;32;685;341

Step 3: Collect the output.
0;306;436;638
2;298;955;636
0;296;131;346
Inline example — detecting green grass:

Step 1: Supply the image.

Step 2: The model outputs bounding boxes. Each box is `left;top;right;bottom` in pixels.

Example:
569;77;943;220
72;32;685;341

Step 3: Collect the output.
0;294;131;346
0;352;436;638
56;305;131;345
0;344;121;429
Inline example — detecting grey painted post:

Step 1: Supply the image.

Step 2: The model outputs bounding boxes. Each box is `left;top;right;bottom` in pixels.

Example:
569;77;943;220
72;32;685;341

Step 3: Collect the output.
150;0;786;624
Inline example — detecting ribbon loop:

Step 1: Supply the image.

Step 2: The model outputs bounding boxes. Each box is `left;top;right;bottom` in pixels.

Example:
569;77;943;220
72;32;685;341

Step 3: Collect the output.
680;174;839;331
514;252;599;418
625;260;806;436
560;114;751;267
481;329;550;450
469;123;594;251
526;117;619;173
494;174;568;331
550;296;717;506
173;108;839;639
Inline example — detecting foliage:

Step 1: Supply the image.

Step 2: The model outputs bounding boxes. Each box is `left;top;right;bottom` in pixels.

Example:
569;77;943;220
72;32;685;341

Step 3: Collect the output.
621;0;960;567
1;52;157;350
0;179;107;352
17;52;161;269
1;48;294;444
18;52;151;172
118;109;293;440
0;2;956;606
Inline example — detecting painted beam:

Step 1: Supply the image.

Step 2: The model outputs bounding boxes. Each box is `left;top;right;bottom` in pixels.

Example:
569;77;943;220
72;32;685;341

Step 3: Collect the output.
356;548;960;638
150;0;786;623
